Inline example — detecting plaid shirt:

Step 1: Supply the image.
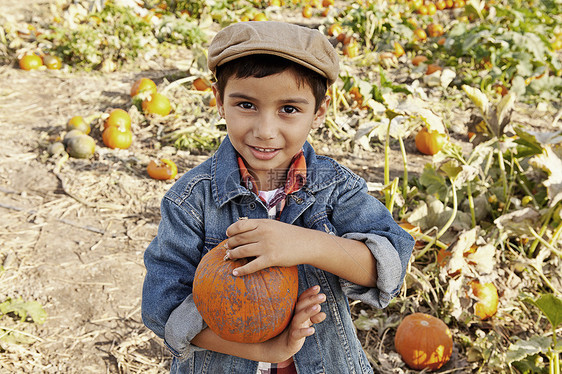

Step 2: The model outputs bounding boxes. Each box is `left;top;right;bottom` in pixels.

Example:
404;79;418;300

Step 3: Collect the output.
237;150;306;219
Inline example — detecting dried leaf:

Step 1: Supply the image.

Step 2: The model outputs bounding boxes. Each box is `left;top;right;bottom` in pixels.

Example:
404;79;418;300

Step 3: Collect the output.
440;228;478;280
466;244;496;274
442;277;464;319
462;85;489;119
494;207;541;236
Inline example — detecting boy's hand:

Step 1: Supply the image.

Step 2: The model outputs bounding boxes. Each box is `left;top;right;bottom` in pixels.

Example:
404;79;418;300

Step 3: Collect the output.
225;219;314;275
262;285;326;363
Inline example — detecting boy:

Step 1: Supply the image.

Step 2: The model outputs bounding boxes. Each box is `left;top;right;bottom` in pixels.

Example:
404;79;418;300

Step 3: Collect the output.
142;21;414;374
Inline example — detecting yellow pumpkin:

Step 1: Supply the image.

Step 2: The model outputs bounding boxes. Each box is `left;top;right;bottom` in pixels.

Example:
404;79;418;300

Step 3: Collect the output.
470;281;499;320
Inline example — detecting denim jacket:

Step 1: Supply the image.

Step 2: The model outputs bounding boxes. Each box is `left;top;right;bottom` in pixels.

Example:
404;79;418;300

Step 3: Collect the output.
142;136;414;374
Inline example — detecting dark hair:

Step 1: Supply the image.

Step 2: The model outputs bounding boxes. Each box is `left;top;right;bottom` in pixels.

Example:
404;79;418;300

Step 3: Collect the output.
214;54;328;113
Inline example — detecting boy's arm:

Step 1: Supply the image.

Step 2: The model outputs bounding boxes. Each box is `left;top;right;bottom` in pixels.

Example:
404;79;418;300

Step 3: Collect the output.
142;195;209;357
225;176;415;306
226;222;377;287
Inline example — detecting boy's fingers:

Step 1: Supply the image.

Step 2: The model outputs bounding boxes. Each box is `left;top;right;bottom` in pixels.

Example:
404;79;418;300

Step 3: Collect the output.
293;299;325;327
296;285;320;301
226;218;259;237
291;326;315;340
225;233;258;251
231;257;266;276
310;311;326;325
294;292;326;314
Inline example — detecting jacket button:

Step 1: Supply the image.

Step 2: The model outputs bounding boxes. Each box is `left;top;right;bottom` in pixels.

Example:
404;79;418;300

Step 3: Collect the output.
249;202;256;209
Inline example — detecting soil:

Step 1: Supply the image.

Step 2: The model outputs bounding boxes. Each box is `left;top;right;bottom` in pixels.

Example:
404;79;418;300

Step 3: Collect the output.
0;1;559;373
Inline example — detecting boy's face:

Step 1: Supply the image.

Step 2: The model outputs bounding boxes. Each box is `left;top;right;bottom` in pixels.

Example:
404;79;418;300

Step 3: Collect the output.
214;69;329;190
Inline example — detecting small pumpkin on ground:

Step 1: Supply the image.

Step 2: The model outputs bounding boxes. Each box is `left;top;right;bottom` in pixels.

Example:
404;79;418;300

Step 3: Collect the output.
130;77;157;98
415;127;448;155
66;134;96;158
470;281;499;320
42;55;62;70
193;239;299;343
147;159;177;180
102;126;133;149
142;92;171;116
48;141;65;156
394;313;453;371
67;116;91;135
63;129;86;146
19;53;43;70
104;108;131;130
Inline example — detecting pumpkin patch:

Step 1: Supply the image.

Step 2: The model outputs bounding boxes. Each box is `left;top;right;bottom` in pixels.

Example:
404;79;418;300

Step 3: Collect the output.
7;0;562;371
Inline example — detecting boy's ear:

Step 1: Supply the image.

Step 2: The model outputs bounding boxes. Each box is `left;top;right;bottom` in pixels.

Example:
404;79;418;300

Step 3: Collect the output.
312;95;330;130
212;83;225;117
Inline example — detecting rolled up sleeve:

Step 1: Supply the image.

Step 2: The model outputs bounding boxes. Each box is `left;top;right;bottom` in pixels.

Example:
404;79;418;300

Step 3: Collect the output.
141;193;208;358
164;294;208;358
340;232;403;308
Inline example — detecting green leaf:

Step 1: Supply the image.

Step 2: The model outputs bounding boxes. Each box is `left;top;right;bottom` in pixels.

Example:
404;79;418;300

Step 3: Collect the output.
440;160;463;180
524;294;562;330
420;164;448;198
0;297;47;324
511;355;549;374
513;126;545;157
464;0;485;19
506;335;551;363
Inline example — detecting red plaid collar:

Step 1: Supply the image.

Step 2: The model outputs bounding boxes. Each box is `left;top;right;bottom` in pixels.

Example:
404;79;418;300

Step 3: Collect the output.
237;150;306;208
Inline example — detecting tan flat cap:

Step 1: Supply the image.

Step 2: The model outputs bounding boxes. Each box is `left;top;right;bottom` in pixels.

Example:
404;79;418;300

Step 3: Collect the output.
208;21;340;85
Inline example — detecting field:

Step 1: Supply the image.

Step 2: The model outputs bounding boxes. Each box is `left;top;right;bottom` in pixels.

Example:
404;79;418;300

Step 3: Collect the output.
0;0;561;373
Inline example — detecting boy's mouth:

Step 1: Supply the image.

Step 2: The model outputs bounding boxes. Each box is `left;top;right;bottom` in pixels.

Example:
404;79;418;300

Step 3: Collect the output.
252;146;277;153
249;146;280;160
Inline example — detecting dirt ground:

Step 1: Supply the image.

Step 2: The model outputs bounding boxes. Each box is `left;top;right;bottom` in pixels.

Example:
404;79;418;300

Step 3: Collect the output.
0;1;559;373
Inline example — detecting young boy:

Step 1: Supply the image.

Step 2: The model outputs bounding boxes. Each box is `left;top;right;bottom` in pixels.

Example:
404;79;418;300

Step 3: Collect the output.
142;21;414;374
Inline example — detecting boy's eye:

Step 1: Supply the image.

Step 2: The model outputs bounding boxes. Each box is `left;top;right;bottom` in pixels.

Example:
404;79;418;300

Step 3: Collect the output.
281;105;298;114
238;102;255;110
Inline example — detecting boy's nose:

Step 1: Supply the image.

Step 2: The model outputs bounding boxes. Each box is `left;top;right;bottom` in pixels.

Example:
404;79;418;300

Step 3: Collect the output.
253;114;278;139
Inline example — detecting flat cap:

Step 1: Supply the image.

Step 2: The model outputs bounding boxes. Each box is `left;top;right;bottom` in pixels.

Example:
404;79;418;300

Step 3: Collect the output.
208;21;340;85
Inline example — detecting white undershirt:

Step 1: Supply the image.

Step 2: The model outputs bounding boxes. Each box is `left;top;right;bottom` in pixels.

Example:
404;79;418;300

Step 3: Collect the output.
258;187;283;219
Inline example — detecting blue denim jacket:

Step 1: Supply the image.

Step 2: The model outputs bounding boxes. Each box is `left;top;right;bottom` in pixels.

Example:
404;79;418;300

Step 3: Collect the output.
142;136;414;374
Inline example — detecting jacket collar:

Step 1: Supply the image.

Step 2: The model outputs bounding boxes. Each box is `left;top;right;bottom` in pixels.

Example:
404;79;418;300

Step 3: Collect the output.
211;136;343;207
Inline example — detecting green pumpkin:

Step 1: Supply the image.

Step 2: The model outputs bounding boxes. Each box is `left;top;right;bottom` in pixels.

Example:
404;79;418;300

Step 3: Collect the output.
66;134;96;159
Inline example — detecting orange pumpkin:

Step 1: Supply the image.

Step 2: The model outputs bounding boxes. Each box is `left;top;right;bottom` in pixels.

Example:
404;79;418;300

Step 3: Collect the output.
470;281;499;320
193;77;211;91
193;240;299;343
147;159;177;180
104;108;132;130
19;54;43;70
415;127;447;155
130;77;157;97
426;63;443;75
102;126;133;149
142;93;171;116
394;313;453;371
